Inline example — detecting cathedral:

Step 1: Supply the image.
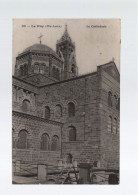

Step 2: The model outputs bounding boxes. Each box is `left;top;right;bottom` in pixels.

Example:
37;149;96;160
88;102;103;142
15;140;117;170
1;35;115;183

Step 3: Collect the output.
12;25;120;172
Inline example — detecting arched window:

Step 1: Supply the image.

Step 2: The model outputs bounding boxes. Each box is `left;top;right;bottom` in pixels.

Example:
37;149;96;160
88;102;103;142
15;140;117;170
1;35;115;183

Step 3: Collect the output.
52;67;56;78
45;106;50;119
69;126;76;141
51;135;59;151
108;116;112;132
71;64;76;74
56;69;60;80
40;64;45;74
114;95;117;107
12;129;16;149
17;130;28;149
20;66;24;76
55;104;62;118
113;118;118;134
34;63;39;73
22;99;30;112
68;102;75;117
24;64;28;75
108;91;112;107
41;133;50;151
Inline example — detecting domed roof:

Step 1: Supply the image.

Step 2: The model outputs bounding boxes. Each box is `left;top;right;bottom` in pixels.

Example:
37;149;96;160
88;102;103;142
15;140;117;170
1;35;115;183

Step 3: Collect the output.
20;43;59;58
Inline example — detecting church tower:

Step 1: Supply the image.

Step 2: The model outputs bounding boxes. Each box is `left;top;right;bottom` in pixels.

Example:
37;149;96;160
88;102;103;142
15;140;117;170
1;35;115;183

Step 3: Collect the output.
56;25;78;80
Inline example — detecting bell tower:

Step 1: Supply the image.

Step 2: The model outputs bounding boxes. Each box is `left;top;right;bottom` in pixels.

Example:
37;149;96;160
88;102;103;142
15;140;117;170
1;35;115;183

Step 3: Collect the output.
56;25;78;80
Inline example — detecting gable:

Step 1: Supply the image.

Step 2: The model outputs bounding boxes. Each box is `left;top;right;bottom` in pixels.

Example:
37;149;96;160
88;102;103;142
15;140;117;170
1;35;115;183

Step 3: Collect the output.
100;62;120;82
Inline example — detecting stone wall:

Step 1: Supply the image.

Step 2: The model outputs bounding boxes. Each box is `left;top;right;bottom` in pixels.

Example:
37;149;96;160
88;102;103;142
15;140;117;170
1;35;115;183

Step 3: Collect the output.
12;111;62;165
12;63;120;169
12;78;38;116
98;67;120;169
38;73;101;164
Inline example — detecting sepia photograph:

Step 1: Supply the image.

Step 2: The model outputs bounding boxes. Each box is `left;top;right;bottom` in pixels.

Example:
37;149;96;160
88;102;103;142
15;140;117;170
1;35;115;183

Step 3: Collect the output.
12;19;120;184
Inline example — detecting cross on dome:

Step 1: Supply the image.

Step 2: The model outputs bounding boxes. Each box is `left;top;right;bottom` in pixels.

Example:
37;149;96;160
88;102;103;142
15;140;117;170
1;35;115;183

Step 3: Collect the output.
38;34;44;44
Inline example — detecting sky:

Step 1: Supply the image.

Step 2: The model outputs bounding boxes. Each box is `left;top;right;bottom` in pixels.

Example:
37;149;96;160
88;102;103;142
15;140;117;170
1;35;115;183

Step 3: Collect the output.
12;19;120;75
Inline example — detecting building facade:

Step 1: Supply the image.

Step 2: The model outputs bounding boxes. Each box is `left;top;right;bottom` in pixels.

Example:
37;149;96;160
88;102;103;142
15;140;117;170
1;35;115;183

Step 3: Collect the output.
12;26;120;170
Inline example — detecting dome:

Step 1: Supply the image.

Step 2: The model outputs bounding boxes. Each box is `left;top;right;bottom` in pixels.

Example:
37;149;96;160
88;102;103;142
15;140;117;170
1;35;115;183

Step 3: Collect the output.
20;43;59;58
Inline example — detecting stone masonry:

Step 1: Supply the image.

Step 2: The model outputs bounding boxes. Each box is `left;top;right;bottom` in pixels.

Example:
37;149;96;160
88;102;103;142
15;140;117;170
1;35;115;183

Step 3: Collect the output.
12;26;120;170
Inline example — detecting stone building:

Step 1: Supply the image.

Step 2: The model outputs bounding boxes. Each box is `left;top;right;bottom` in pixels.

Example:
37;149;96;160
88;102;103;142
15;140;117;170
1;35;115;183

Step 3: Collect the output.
12;26;120;170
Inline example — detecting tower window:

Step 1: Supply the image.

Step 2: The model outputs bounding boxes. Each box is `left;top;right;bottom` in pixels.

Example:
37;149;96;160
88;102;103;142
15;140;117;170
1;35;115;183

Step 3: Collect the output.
51;135;59;151
68;102;75;117
24;64;28;75
71;64;76;74
34;63;39;73
45;106;50;119
22;99;30;112
17;130;29;149
69;126;76;141
40;64;45;74
20;66;24;76
41;133;50;151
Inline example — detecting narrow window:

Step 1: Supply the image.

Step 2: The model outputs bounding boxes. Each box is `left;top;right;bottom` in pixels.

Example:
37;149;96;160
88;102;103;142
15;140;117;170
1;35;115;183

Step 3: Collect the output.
68;102;75;117
45;106;50;119
52;67;56;78
55;104;62;118
20;66;23;76
69;126;76;141
22;99;30;112
34;63;39;73
41;133;50;151
71;64;76;74
113;118;118;134
108;91;112;107
114;95;117;107
17;130;28;149
51;135;59;151
56;69;60;80
108;116;112;132
24;64;28;75
40;64;45;74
